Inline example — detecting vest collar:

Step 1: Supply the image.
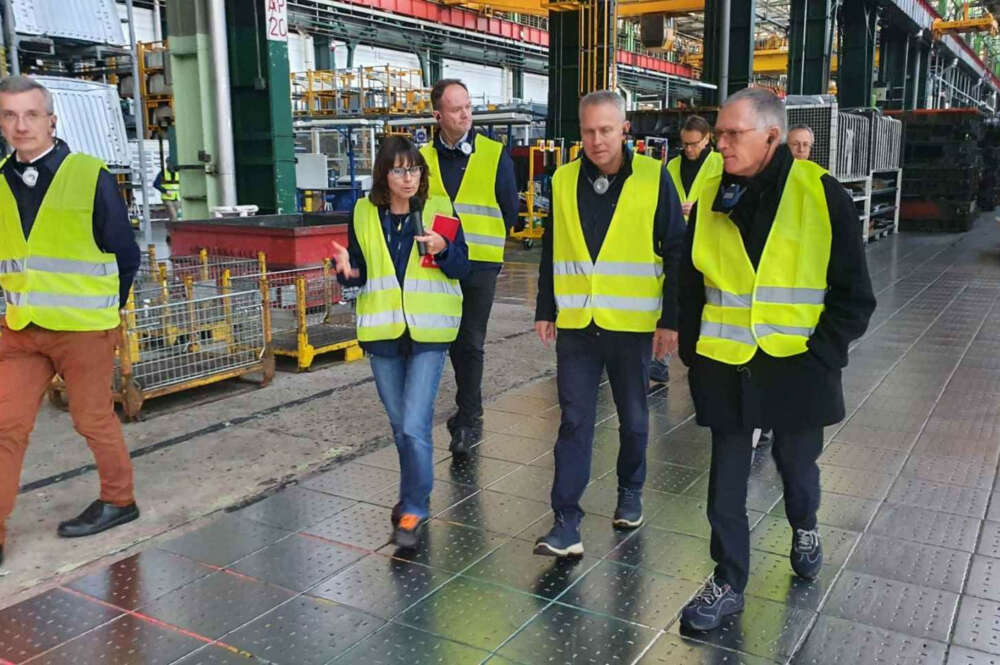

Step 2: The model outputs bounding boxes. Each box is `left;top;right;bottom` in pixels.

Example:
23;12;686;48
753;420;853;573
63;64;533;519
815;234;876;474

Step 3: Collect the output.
712;144;793;213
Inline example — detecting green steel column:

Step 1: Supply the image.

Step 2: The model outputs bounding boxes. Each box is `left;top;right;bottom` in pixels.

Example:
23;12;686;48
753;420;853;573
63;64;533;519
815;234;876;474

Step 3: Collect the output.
726;0;756;93
701;0;755;103
547;10;582;141
166;0;215;219
914;43;929;109
314;35;333;70
225;0;296;213
788;0;834;94
877;26;909;110
513;66;524;100
838;0;877;108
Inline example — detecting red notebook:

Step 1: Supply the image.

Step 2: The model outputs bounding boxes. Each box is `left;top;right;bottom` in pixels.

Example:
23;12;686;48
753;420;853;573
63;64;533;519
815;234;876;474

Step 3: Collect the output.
421;213;461;268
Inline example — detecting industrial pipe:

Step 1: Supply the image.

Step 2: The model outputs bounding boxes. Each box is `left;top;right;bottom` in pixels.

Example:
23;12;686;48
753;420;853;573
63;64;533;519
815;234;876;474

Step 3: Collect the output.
206;0;238;207
2;0;17;75
719;0;730;102
126;0;152;246
152;0;162;42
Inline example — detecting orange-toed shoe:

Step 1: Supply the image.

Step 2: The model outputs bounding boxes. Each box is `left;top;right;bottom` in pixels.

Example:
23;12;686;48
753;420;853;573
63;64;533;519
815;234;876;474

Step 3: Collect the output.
393;513;427;550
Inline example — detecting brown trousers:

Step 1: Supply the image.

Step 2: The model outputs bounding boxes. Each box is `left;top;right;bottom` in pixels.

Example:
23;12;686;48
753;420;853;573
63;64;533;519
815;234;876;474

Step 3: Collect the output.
0;323;135;543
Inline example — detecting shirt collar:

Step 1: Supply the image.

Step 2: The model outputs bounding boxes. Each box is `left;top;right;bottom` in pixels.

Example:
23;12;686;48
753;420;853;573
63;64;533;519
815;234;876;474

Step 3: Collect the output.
11;138;69;173
437;130;471;152
580;145;633;180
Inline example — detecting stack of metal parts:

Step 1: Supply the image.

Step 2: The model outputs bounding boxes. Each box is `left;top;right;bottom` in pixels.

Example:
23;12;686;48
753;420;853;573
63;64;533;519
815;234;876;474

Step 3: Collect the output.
896;109;985;232
834;112;871;180
978;119;1000;212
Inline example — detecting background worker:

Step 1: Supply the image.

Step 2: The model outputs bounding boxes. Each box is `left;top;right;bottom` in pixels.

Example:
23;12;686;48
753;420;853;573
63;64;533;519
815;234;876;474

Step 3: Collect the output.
533;91;684;557
333;136;470;549
677;88;875;631
0;75;142;565
419;79;520;458
153;159;180;222
787;124;815;161
651;114;724;385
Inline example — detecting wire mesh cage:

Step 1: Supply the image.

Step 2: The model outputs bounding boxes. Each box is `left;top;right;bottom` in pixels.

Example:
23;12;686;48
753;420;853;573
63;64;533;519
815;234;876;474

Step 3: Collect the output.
136;247;262;293
785;95;838;172
231;262;360;371
835;112;871;179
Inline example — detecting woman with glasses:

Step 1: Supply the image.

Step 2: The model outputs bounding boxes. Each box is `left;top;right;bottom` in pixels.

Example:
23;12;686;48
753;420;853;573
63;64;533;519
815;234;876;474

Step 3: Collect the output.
331;136;470;549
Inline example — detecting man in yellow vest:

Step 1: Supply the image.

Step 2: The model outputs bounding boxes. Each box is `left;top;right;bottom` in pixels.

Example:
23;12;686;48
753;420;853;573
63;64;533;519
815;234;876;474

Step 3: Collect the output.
677;88;875;631
419;79;519;457
0;76;141;566
154;159;180;222
532;91;685;557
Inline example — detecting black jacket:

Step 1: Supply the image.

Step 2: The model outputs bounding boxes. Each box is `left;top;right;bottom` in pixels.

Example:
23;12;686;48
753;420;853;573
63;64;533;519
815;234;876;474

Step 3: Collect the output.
534;147;686;330
678;145;876;432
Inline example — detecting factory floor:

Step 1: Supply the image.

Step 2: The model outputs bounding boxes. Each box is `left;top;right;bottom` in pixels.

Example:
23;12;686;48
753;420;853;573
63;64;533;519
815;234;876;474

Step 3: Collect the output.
2;217;1000;664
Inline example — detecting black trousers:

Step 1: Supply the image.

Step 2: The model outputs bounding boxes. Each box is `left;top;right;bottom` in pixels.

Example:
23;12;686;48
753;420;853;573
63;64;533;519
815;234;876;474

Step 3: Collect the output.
707;427;823;592
450;268;499;427
551;328;651;521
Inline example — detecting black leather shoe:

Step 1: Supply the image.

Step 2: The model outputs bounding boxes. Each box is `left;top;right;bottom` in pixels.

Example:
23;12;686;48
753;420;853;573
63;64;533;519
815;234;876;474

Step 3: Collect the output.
58;500;140;538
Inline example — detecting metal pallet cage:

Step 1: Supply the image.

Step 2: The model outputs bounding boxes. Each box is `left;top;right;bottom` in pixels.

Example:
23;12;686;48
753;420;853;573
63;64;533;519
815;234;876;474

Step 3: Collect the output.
232;263;361;371
870;115;903;171
785;95;838;173
136;248;262;292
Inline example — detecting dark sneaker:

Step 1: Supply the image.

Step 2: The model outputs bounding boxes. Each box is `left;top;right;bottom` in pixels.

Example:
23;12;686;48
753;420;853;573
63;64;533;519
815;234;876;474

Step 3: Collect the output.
449;427;477;458
791;528;823;579
393;514;426;550
612;488;644;528
680;576;745;631
58;500;140;538
533;514;583;558
391;502;402;527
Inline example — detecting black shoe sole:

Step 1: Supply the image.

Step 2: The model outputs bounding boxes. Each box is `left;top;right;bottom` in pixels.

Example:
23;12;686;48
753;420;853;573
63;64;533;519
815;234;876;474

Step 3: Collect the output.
57;508;140;538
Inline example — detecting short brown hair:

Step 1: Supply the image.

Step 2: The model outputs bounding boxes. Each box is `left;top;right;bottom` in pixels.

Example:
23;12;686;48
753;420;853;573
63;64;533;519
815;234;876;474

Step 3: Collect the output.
681;114;710;136
368;135;429;207
431;79;468;111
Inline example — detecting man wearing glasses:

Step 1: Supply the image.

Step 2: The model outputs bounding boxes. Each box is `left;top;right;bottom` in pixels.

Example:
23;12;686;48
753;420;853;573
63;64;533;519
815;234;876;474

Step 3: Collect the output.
0;76;141;566
420;79;520;458
677;88;875;631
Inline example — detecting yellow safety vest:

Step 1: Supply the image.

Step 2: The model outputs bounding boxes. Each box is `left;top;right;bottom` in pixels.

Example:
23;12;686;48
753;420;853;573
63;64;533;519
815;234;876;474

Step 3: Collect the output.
161;168;179;201
421;134;506;263
353;195;463;343
667;151;723;221
0;153;121;332
551;153;664;333
692;159;831;365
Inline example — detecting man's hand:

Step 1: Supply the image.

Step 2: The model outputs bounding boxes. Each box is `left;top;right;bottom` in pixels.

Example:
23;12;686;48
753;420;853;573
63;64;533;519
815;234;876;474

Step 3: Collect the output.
535;320;557;347
653;328;678;360
330;241;360;279
681;202;693;217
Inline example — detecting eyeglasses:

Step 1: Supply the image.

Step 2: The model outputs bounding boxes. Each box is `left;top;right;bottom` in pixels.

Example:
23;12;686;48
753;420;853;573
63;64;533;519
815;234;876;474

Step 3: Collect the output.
389;166;423;177
713;127;761;142
0;110;51;124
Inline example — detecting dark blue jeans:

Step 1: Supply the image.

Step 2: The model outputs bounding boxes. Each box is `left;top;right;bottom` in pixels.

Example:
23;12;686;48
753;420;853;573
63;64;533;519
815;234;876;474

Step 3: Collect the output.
370;350;447;519
551;328;651;521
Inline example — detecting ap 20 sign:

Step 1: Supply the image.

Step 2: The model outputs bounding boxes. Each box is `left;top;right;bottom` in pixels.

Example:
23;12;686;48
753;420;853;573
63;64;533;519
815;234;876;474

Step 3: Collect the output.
265;0;288;42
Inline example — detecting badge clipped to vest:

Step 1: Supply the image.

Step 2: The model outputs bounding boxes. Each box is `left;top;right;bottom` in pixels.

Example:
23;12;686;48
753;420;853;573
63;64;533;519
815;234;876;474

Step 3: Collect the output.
459;141;473;156
20;166;39;188
421;214;461;269
719;183;746;211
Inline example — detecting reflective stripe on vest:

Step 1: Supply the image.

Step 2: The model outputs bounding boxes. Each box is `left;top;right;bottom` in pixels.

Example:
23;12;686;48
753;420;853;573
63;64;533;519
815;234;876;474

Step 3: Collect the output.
353;195;463;343
0;152;122;332
551;153;665;333
692;159;832;364
667;151;723;221
421;134;506;263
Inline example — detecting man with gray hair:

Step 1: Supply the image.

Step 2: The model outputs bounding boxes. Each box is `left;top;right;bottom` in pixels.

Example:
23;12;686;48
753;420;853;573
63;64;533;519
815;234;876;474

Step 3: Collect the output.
677;87;875;630
787;123;815;161
532;90;684;556
0;76;141;565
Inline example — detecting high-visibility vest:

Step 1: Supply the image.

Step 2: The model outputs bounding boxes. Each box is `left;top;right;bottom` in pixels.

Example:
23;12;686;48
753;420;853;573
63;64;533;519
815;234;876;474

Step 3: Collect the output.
161;168;179;201
353;195;463;343
692;158;831;365
667;151;722;221
0;153;121;332
551;153;664;333
421;134;506;263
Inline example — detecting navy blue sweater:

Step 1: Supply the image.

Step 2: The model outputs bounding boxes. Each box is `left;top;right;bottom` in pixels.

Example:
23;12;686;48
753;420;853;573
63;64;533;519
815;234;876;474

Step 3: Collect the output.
431;130;520;272
339;200;471;356
1;139;140;307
